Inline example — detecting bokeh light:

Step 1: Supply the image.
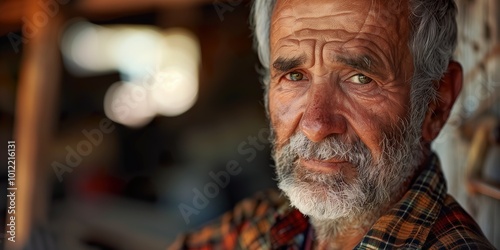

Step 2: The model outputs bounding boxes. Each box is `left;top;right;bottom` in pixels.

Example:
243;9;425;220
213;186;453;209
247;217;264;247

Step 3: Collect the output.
61;20;201;126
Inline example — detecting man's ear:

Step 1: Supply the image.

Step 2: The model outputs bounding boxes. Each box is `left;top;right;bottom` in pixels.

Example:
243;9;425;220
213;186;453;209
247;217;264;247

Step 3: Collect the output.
421;61;463;142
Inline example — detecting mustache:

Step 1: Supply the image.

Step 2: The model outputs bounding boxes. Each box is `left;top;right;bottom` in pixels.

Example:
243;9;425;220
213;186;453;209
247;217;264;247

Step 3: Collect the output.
280;132;374;167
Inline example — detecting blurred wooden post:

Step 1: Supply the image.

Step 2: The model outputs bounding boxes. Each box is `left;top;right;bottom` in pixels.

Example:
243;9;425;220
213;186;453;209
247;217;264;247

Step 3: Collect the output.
7;0;63;249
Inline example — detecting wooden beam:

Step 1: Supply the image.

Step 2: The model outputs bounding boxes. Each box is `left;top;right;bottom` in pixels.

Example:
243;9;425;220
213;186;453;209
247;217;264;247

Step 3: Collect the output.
6;1;63;249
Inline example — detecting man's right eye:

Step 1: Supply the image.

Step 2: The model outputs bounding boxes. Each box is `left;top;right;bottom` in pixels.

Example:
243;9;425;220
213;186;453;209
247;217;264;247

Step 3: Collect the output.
285;72;305;81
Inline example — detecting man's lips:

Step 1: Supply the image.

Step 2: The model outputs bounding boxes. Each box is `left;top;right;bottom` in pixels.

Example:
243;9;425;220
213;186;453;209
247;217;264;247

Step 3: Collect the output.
299;158;349;173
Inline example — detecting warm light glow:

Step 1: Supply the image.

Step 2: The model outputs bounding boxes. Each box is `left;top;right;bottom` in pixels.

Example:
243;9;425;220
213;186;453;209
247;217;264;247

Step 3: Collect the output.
103;81;156;128
150;67;198;117
109;27;164;81
152;28;200;117
61;20;116;74
61;20;201;127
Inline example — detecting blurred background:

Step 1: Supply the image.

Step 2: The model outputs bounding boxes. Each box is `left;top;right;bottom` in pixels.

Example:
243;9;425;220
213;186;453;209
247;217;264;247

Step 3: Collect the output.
0;0;498;249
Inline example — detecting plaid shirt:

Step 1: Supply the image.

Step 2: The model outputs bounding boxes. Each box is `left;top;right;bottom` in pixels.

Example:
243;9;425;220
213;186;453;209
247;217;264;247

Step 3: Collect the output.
169;154;494;249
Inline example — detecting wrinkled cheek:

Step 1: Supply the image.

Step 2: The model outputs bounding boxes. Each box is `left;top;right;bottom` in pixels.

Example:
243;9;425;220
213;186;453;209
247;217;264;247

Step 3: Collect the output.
269;94;304;149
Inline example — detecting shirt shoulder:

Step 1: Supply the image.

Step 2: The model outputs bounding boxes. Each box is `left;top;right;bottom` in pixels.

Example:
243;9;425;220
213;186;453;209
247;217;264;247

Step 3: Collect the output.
168;189;287;250
424;195;495;249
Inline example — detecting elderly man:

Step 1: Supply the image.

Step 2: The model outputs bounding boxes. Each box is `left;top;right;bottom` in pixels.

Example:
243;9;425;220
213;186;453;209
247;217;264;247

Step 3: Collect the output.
170;0;494;249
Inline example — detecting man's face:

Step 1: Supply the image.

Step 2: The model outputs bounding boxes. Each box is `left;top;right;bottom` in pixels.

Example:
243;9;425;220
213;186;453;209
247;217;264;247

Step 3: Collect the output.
269;0;422;220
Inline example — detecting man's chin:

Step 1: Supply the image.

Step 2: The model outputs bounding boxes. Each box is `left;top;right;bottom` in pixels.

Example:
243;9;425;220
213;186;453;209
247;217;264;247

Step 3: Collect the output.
278;178;366;221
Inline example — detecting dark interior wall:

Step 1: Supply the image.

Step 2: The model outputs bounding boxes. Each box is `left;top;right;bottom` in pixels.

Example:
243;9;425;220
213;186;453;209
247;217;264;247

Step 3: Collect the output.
0;1;277;249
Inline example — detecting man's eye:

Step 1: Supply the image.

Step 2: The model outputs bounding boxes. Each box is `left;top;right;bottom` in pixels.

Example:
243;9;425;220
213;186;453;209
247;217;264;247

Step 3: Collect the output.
285;72;305;81
348;74;373;85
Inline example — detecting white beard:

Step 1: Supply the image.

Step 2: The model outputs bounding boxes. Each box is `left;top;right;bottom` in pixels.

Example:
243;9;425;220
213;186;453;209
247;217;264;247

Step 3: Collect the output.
273;118;424;238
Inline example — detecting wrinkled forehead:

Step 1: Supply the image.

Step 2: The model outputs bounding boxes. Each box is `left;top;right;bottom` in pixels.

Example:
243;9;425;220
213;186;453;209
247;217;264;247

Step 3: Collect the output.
270;0;411;51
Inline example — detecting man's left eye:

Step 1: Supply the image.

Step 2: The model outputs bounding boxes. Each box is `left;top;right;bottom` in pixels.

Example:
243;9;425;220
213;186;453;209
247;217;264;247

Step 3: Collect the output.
348;74;373;85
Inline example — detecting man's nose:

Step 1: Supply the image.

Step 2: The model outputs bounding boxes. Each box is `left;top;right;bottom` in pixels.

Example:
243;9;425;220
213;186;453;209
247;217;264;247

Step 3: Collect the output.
299;83;347;142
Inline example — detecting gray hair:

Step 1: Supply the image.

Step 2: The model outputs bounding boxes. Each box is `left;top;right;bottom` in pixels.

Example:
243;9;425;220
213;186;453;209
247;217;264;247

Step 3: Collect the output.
250;0;458;130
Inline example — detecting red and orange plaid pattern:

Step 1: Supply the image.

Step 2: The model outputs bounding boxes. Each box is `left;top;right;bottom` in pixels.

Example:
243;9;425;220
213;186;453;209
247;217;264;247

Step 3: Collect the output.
169;154;494;249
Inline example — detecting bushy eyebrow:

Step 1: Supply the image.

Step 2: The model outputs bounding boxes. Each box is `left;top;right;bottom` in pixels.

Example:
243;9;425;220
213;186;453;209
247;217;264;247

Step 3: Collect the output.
334;55;379;76
271;53;384;79
272;55;306;74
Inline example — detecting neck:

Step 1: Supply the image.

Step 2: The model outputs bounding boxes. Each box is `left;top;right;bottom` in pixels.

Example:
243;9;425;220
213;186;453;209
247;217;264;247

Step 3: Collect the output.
310;211;378;250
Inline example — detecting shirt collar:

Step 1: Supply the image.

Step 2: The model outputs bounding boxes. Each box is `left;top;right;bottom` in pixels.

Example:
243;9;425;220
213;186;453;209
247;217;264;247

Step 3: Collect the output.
270;208;310;249
357;153;447;249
